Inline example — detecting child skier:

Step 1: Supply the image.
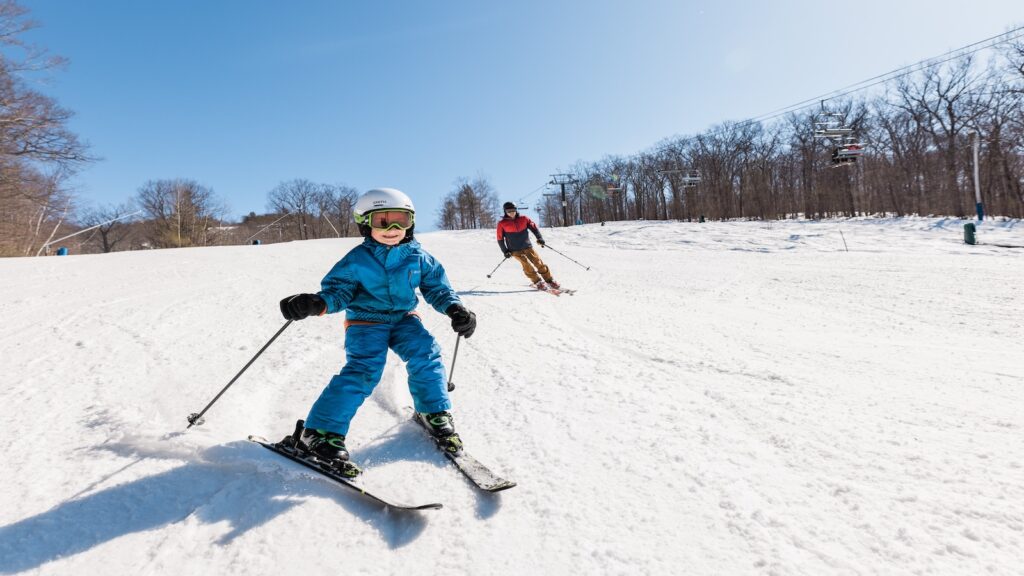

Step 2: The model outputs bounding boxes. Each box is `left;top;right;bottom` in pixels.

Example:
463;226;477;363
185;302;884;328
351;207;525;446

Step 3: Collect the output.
279;188;476;477
496;201;560;290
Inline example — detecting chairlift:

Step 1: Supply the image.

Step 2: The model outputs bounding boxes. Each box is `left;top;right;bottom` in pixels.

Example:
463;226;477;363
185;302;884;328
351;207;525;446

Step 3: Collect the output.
813;100;855;139
835;141;865;158
815;102;863;166
814;113;854;139
658;165;702;187
831;137;865;167
679;170;702;187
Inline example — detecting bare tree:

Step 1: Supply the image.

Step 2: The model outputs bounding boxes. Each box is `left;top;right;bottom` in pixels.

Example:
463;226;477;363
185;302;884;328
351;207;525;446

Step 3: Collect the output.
0;1;92;256
264;180;361;241
136;179;226;248
267;179;320;240
314;183;360;238
77;201;138;253
895;58;994;217
435;176;499;230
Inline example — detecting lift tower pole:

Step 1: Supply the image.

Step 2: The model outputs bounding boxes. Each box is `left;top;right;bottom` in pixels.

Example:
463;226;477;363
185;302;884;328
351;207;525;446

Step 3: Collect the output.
549;174;578;227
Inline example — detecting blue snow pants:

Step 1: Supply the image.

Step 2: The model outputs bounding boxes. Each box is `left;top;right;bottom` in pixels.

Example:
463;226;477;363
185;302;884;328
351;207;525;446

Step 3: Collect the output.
304;314;451;436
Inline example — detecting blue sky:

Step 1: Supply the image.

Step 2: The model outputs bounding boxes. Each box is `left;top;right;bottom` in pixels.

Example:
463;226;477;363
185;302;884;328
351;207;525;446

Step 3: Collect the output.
20;1;1024;229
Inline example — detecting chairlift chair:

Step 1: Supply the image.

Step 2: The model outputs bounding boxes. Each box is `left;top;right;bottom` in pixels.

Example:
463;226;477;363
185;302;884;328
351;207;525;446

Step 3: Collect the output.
680;170;702;187
831;137;866;166
658;166;702;188
814;113;854;139
831;148;861;167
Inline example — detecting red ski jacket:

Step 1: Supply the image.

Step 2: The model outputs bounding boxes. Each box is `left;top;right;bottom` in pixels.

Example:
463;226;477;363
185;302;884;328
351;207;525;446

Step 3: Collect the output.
496;214;543;253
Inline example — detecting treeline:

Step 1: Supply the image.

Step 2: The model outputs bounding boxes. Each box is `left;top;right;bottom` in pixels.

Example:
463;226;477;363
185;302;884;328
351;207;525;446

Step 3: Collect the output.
537;42;1024;227
8;172;508;255
20;178;369;255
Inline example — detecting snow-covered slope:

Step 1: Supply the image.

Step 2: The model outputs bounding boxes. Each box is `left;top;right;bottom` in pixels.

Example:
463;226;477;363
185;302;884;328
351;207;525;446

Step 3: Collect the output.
1;218;1021;575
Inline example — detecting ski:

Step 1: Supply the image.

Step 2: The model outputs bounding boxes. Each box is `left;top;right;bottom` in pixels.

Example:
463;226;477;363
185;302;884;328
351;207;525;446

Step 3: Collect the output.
529;284;576;296
248;435;443;511
410;413;517;493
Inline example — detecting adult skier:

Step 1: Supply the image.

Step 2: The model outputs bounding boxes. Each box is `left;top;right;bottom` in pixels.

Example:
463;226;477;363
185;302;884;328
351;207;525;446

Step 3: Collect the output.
496;201;560;290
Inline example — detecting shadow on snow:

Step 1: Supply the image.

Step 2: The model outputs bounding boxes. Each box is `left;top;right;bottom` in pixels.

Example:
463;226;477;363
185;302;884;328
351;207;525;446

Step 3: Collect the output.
0;440;432;574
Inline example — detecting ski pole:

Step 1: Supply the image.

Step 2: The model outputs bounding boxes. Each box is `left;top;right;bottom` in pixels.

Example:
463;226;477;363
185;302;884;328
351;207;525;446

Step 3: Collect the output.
186;320;293;428
486;257;509;278
542;244;591;271
446;335;462;392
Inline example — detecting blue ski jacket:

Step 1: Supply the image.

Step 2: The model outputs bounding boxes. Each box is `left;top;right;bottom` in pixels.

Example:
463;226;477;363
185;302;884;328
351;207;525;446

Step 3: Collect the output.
317;238;462;324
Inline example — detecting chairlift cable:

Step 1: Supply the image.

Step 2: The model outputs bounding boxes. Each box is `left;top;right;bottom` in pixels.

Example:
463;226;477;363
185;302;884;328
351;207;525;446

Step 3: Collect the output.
746;25;1024;126
648;25;1024;157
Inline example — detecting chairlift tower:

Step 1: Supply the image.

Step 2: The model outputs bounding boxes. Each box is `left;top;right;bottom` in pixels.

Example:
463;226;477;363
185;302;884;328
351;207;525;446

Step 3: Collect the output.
549;174;578;227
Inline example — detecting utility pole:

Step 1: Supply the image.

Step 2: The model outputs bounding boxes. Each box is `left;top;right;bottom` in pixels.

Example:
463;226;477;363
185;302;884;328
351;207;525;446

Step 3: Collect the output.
549;174;578;227
971;130;983;221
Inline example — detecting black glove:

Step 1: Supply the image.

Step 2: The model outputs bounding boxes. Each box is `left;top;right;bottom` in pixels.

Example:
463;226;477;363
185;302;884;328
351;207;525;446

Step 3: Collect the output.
503;250;512;258
538;239;546;247
280;293;326;321
445;304;477;339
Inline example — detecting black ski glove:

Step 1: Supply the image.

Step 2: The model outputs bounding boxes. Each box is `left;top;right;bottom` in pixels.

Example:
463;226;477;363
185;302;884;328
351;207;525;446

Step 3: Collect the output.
280;293;326;321
445;304;477;339
503;250;512;258
537;239;546;247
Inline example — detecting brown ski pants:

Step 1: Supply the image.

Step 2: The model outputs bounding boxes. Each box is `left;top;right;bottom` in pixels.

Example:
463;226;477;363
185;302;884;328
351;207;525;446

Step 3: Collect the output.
511;247;552;284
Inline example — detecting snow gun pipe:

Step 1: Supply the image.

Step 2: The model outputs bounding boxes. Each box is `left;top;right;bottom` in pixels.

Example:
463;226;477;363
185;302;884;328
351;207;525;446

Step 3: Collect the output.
446;335;462;392
186;320;293;429
486;257;509;278
542;244;591;271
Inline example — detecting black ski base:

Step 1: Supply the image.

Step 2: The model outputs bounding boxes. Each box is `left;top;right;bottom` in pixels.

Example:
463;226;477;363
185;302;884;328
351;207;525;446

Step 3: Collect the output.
411;412;517;493
249;433;443;511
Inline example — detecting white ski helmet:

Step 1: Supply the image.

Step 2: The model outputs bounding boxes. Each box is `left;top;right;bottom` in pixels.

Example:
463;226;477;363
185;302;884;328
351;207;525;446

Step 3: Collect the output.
354;188;415;224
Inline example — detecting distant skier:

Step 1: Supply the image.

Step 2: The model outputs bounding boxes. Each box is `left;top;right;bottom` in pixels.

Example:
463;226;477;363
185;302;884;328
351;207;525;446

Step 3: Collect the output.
496;201;560;290
278;188;476;476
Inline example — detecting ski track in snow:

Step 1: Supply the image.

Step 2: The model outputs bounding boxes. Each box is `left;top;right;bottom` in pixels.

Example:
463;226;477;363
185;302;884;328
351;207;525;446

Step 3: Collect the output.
1;217;1022;575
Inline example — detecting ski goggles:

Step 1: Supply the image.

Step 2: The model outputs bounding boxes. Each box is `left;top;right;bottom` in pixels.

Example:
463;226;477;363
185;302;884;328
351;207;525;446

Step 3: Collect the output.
360;209;415;231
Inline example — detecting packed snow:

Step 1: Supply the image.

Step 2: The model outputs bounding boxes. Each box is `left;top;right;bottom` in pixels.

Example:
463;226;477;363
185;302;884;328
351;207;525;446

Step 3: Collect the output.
1;217;1021;576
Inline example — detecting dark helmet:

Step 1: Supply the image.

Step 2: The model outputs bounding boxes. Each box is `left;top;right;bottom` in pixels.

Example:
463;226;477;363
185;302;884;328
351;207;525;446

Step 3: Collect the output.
503;201;517;211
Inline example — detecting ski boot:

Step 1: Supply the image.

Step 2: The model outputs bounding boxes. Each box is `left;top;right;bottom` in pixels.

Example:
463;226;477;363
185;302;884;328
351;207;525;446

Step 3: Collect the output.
301;428;350;462
533;280;548;291
546;279;560;290
281;420;361;478
416;411;464;454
